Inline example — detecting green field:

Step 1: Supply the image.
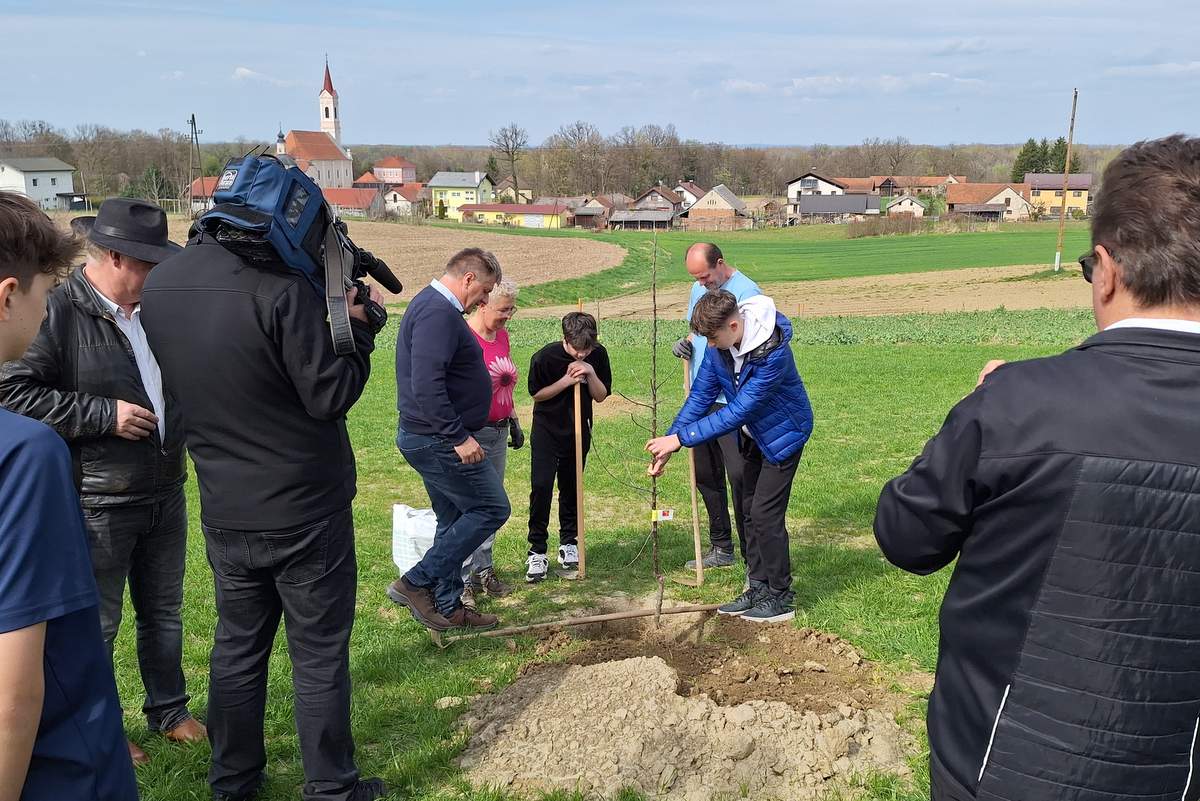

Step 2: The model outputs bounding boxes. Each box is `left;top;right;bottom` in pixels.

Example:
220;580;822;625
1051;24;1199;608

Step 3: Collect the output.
437;221;1093;306
113;308;1098;800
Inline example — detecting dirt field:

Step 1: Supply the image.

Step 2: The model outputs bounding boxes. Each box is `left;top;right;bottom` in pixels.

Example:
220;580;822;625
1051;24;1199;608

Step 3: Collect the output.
457;601;916;800
534;264;1092;320
65;215;625;302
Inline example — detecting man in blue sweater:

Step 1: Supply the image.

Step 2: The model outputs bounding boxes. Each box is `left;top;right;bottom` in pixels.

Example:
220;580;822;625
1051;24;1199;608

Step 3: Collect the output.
671;242;760;569
389;248;511;632
648;289;813;623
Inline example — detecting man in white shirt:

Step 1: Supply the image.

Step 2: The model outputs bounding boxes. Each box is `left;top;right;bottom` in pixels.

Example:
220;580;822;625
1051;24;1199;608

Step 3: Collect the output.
0;198;205;765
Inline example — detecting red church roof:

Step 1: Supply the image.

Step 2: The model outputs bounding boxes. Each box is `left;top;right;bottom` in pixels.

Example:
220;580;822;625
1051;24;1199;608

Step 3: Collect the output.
322;62;336;96
285;130;348;162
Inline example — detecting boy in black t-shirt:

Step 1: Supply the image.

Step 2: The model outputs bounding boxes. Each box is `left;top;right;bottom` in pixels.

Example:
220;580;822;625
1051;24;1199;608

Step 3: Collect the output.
525;312;612;581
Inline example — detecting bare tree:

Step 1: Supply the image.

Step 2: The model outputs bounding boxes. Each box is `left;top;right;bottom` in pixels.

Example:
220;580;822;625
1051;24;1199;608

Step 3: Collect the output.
488;122;529;201
883;136;914;176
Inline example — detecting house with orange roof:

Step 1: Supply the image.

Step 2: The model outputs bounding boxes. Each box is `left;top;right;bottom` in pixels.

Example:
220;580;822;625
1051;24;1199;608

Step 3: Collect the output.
182;175;220;213
384;183;425;216
946;182;1032;220
374;156;417;184
322;187;384;218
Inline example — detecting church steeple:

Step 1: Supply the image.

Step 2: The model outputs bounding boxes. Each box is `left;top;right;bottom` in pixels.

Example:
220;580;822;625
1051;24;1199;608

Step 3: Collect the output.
319;56;341;146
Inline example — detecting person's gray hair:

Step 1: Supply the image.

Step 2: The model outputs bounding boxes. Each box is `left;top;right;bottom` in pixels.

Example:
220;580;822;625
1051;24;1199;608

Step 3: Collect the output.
488;280;519;302
446;247;501;280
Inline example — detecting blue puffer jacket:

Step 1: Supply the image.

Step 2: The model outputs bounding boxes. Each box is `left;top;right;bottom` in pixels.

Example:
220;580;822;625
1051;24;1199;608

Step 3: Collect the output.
667;313;813;463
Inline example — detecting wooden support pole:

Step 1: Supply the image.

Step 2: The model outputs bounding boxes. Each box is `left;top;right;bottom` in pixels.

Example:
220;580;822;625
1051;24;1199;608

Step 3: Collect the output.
1054;88;1079;271
684;359;704;586
574;296;586;579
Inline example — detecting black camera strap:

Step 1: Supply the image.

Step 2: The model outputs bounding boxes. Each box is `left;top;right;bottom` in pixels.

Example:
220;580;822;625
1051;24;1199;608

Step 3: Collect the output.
323;219;356;356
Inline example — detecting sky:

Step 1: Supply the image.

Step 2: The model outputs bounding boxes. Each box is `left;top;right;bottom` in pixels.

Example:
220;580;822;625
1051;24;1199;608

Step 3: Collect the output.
3;0;1199;147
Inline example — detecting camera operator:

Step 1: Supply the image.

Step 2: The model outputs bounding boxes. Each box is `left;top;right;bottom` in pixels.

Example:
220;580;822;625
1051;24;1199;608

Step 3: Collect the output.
139;227;386;801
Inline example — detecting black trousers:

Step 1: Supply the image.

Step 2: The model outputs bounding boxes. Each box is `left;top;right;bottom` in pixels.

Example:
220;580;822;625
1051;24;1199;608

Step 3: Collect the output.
739;437;801;592
202;507;361;801
527;427;589;554
692;403;746;556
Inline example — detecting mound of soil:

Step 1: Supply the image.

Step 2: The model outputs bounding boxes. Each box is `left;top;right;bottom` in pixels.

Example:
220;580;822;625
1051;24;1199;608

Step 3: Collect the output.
457;612;913;800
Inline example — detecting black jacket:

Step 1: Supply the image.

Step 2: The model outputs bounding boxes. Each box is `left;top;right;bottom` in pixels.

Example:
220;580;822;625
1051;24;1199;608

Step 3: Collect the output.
875;327;1200;801
395;284;490;445
140;237;375;530
0;267;185;506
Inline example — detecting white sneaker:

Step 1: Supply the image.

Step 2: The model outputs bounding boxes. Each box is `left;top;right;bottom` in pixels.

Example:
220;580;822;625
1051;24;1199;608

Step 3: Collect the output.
558;544;579;571
526;553;549;583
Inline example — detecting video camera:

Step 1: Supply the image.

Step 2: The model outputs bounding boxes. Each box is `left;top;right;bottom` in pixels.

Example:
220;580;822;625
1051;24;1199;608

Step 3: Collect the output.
197;152;403;355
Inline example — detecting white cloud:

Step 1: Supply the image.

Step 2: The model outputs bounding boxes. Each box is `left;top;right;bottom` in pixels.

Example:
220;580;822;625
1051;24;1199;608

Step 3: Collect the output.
783;71;984;97
1105;61;1200;77
160;70;185;81
231;66;298;87
933;37;988;56
720;78;770;95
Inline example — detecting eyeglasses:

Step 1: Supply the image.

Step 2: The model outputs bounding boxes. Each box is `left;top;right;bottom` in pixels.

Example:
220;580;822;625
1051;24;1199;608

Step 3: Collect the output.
1077;248;1113;284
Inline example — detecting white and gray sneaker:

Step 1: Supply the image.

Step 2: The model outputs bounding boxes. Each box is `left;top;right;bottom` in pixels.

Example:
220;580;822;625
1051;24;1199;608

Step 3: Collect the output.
526;553;549;583
558;544;579;571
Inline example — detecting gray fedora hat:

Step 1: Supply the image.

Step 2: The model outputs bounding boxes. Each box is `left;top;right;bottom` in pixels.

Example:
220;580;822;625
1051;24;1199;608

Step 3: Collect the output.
88;198;181;264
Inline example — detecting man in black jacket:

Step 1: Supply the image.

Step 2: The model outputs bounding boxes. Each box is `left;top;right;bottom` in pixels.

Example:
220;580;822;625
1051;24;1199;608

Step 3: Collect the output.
876;134;1200;801
0;198;205;764
388;248;510;632
139;229;386;801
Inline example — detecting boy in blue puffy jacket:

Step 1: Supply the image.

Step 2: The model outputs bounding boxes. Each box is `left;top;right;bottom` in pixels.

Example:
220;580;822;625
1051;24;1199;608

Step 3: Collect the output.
647;289;812;622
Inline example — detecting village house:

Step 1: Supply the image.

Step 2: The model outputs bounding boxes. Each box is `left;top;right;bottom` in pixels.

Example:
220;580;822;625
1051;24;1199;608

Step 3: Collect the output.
275;63;353;189
353;171;384;189
373;156;417;184
322;187;384;218
1024;173;1092;217
789;193;878;223
0;157;83;211
428;171;494;218
183;175;219;213
674;180;708;210
786;172;847;199
946;182;1032;220
608;209;673;230
633;185;682;216
743;197;785;225
682;184;752;229
494;176;533;204
532;195;589;211
460;203;568;229
383;183;425;216
873;175;966;196
571;195;617;230
832;177;877;194
885;195;928;217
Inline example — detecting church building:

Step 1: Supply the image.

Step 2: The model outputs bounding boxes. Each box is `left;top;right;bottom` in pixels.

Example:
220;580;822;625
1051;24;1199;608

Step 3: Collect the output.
276;61;353;189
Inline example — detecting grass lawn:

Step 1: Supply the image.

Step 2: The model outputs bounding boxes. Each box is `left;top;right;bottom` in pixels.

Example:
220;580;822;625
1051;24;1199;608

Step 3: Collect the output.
477;222;1094;307
114;309;1097;800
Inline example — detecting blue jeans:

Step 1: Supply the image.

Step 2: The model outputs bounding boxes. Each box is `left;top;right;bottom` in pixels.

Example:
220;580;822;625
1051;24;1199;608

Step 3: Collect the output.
462;422;509;582
83;489;191;732
398;428;511;614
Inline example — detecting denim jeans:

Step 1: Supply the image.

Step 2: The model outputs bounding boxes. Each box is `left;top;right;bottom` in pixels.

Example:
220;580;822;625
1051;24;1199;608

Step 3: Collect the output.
203;507;361;801
461;422;510;582
83;488;191;731
398;428;512;614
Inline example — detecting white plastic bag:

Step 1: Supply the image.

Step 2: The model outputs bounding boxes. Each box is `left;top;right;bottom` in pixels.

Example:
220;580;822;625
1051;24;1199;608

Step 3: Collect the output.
392;504;437;576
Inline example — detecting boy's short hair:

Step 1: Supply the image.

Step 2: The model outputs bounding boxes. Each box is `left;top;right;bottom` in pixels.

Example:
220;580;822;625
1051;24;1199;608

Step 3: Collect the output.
562;311;598;350
690;290;739;337
0;191;79;288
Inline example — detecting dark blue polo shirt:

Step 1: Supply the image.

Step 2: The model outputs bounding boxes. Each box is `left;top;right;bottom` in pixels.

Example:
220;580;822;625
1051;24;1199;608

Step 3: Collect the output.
0;409;136;801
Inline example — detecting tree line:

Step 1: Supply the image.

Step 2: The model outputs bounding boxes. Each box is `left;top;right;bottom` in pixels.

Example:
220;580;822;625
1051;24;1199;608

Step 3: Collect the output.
1;117;1121;207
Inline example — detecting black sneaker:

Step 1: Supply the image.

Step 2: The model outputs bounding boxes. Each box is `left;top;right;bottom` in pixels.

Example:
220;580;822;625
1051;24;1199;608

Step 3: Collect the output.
717;580;769;617
742;588;796;624
212;775;263;801
348;778;389;800
686;547;735;570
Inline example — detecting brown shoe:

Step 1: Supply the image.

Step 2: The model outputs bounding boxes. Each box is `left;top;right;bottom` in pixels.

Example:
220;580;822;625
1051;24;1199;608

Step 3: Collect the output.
387;577;452;631
444;606;499;630
128;739;150;766
162;717;207;744
478;567;511;598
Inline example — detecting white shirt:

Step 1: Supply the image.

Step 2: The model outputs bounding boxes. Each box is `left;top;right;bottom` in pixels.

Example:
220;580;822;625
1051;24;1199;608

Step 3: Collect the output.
429;279;464;313
87;274;166;440
1105;317;1200;335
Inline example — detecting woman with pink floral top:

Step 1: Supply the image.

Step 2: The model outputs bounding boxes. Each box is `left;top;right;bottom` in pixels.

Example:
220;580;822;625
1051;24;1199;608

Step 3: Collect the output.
461;280;521;609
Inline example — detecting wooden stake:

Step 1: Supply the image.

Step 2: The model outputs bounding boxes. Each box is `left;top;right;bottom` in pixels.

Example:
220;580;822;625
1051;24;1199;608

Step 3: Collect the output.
683;359;704;586
1054;88;1079;271
574;295;586;578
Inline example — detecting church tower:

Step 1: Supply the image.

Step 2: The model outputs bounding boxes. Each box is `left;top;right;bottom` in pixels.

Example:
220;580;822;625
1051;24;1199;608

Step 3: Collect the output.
319;58;341;146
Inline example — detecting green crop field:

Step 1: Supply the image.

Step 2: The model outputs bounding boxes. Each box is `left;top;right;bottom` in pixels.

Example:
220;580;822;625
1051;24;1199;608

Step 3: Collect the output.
435;221;1093;306
114;308;1098;800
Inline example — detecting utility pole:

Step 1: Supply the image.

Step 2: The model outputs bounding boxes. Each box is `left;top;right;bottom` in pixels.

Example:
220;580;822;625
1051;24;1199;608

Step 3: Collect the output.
1053;89;1079;272
186;114;205;219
